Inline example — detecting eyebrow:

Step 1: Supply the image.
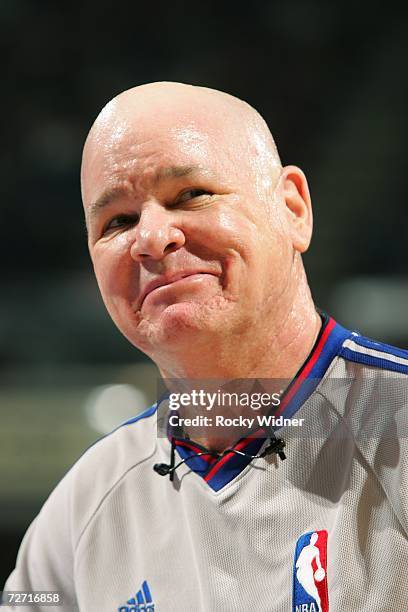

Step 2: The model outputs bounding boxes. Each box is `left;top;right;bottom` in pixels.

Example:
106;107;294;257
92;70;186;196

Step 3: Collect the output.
87;165;202;221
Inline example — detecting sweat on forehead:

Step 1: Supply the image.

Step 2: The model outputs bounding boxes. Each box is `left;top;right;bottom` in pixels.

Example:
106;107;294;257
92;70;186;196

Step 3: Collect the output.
81;82;281;199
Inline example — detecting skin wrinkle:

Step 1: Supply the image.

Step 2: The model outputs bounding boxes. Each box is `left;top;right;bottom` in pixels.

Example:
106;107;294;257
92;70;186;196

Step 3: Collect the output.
81;81;320;449
236;253;312;381
82;85;279;205
87;165;208;223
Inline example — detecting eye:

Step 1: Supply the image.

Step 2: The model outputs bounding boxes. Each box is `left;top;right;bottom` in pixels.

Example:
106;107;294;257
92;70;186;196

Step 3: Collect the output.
175;188;211;204
103;213;139;234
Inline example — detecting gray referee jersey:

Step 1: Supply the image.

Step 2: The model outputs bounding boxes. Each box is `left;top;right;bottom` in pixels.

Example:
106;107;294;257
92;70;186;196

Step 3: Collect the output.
4;315;408;611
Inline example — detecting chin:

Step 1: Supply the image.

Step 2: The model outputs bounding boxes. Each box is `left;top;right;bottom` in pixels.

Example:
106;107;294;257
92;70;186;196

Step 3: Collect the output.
124;299;233;353
154;301;217;338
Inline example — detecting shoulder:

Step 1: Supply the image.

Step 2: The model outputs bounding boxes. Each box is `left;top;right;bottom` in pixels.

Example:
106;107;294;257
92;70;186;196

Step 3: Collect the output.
73;402;158;487
338;332;408;375
73;402;158;471
79;402;159;466
318;328;408;433
329;332;408;534
4;405;161;593
46;404;160;545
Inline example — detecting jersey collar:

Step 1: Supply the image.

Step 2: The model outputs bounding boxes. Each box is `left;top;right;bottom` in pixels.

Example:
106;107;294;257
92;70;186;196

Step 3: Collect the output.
167;313;353;492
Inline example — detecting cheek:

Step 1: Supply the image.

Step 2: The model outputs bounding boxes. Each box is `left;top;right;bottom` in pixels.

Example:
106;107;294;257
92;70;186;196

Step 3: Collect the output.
203;206;259;255
238;209;292;287
92;241;138;309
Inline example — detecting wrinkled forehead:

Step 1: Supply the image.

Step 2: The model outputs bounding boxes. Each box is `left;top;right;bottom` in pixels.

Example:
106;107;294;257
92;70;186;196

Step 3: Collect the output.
82;127;225;208
81;97;276;205
88;110;234;164
108;121;216;173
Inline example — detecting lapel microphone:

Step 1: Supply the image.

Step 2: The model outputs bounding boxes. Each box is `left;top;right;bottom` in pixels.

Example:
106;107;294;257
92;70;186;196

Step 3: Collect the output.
153;429;286;481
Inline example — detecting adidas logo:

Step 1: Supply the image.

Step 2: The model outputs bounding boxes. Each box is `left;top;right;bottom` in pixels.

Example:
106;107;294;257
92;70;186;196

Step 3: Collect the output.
118;580;155;612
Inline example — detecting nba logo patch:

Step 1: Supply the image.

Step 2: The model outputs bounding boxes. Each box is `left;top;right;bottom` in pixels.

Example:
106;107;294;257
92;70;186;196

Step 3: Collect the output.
292;530;329;612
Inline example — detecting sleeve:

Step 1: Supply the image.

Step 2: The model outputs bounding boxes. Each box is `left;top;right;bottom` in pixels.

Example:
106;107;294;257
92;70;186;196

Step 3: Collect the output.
2;470;79;612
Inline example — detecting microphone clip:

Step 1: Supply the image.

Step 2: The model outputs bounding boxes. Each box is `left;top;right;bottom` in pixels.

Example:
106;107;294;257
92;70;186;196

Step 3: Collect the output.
262;435;286;461
153;430;287;482
153;463;172;477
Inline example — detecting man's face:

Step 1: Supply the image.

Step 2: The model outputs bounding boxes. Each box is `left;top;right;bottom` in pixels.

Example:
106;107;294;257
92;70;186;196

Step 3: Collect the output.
83;112;294;362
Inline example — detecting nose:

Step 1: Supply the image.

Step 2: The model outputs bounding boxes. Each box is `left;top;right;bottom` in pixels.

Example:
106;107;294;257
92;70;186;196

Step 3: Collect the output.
130;203;186;262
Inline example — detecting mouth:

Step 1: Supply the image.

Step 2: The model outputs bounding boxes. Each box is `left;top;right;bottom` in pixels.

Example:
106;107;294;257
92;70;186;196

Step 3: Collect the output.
139;271;220;310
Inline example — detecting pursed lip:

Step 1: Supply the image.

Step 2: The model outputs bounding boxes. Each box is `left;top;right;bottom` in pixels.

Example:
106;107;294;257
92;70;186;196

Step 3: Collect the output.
138;271;220;309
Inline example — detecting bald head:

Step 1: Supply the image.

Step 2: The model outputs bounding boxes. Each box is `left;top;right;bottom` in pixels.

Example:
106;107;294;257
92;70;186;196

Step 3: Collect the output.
80;81;314;376
81;82;282;209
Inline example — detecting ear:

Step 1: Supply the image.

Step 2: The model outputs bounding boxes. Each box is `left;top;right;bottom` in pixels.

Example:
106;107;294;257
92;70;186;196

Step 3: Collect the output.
279;165;313;253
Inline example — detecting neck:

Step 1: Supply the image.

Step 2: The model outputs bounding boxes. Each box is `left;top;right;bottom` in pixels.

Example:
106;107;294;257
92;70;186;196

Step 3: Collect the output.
158;260;322;451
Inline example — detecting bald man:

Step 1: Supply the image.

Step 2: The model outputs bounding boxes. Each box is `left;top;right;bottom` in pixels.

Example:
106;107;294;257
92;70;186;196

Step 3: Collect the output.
4;82;408;612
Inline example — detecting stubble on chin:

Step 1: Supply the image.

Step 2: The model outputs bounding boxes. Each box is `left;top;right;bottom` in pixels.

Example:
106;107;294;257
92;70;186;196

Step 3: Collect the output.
127;293;239;352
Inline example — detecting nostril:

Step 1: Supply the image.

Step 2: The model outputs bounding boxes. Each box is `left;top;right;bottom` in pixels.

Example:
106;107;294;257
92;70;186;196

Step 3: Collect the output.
164;242;178;253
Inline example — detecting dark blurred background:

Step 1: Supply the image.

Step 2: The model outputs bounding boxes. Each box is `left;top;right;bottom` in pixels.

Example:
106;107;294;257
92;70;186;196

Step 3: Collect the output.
1;0;408;584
